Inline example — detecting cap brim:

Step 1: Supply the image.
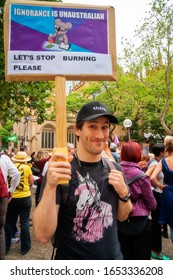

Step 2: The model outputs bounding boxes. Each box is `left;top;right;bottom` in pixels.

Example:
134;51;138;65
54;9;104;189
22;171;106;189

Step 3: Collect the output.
81;113;118;124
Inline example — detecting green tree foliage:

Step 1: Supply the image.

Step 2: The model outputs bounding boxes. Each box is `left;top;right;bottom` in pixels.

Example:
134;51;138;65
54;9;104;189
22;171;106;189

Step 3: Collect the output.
66;92;87;114
119;0;173;136
67;0;173;142
0;0;55;142
0;120;13;140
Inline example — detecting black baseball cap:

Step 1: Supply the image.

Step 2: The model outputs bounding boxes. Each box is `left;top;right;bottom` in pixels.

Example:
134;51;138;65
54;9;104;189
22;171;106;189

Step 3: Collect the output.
76;101;118;124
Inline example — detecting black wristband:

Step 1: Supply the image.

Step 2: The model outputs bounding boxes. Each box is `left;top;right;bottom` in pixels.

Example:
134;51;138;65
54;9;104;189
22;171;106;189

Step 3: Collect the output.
118;192;131;202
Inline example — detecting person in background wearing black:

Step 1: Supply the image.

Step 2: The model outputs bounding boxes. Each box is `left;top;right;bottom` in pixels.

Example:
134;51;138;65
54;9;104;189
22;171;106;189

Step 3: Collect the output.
34;150;49;206
146;143;170;260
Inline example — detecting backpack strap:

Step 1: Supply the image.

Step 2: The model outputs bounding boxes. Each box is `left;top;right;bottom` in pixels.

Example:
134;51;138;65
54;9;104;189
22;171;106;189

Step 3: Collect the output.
102;157;147;185
16;163;22;170
102;157;121;171
127;172;147;185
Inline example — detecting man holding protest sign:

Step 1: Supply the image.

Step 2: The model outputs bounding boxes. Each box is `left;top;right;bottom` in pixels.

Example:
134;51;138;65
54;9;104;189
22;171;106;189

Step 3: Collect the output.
33;101;132;260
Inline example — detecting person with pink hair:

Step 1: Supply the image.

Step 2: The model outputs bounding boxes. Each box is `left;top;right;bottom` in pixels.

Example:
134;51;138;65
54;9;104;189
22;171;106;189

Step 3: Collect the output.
118;141;157;260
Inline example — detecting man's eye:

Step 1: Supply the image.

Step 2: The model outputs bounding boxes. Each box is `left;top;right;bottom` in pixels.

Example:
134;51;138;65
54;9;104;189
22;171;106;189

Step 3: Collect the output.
89;125;96;129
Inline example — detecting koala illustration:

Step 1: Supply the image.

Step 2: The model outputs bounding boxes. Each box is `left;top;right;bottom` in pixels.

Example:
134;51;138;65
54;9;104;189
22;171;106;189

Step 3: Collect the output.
48;18;72;49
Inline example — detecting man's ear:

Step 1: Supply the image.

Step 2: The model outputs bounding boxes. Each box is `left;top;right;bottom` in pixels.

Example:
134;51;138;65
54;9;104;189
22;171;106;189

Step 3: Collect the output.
75;127;80;136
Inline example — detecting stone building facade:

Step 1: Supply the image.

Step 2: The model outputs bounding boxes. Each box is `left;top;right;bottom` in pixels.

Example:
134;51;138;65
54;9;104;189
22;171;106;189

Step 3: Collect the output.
11;115;76;154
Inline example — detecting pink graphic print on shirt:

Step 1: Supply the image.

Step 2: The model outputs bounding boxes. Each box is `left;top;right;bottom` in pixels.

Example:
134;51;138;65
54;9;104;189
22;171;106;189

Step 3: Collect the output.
73;171;113;242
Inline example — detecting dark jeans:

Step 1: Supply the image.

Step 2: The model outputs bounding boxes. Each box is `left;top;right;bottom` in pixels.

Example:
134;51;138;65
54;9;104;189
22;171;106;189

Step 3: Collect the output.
0;197;8;259
151;191;162;253
5;196;32;254
118;219;152;260
35;182;41;206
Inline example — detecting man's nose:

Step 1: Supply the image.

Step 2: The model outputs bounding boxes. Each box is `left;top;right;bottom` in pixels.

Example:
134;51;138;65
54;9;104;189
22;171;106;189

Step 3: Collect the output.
96;128;105;138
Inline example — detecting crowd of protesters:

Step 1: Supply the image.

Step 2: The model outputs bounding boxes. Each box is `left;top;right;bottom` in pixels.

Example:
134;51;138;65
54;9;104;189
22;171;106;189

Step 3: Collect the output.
1;122;173;260
0;146;50;259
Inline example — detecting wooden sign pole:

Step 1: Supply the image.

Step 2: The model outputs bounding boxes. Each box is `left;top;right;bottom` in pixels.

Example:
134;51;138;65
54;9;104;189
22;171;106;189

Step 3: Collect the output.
54;75;68;184
55;75;67;148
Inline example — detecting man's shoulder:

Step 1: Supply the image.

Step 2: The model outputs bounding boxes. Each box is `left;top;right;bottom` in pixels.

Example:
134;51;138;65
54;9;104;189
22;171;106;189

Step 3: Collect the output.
102;157;122;171
0;154;10;161
147;158;158;169
0;154;12;169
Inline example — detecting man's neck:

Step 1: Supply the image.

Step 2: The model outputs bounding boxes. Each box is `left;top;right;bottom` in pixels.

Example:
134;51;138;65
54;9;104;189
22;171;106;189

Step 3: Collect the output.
76;149;101;163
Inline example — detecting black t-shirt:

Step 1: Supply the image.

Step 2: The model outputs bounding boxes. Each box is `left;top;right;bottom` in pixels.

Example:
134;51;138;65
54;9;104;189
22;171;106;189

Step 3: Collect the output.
55;156;123;260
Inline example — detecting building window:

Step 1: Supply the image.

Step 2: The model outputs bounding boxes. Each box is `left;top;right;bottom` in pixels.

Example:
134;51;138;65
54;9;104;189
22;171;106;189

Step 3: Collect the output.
41;125;55;149
67;125;76;146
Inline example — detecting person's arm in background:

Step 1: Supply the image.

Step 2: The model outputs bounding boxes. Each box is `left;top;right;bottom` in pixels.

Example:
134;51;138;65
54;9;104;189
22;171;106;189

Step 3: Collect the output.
6;156;20;193
150;160;165;190
6;156;20;201
28;173;34;186
146;163;159;188
146;164;156;177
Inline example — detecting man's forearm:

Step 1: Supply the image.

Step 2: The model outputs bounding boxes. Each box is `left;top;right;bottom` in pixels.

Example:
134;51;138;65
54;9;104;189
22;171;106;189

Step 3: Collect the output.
33;185;59;243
